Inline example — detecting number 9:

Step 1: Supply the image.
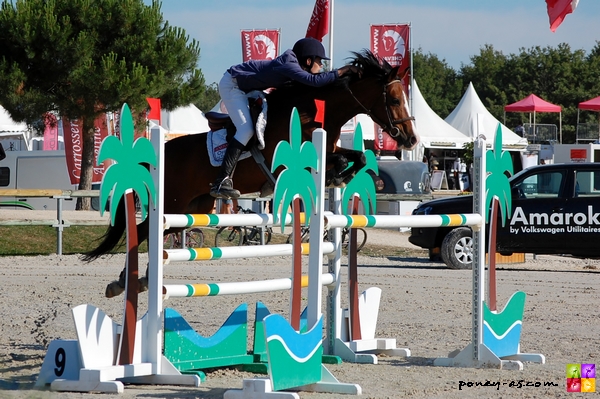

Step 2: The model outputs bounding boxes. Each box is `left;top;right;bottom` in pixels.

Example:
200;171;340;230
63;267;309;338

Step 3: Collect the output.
54;347;66;377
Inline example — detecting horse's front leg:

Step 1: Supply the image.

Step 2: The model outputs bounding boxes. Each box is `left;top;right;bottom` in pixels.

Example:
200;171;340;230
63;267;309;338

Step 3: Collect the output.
325;153;348;186
106;264;150;298
325;149;367;187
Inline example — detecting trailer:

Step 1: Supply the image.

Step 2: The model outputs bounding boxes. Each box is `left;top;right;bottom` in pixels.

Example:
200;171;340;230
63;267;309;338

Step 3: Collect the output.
0;146;78;210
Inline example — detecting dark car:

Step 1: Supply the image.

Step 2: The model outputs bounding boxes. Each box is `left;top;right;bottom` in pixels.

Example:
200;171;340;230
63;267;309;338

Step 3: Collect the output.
409;162;600;269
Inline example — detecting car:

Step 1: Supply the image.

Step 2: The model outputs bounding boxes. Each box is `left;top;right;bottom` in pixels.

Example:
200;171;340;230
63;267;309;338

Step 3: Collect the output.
409;162;600;269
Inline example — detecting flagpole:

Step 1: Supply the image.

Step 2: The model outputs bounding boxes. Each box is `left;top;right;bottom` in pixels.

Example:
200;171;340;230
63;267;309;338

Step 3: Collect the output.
328;0;334;70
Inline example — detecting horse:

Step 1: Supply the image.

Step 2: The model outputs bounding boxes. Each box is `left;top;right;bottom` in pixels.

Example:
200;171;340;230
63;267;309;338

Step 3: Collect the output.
83;50;418;297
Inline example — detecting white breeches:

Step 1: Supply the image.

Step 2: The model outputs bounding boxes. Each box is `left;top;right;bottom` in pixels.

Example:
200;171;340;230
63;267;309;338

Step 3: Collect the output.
218;71;254;145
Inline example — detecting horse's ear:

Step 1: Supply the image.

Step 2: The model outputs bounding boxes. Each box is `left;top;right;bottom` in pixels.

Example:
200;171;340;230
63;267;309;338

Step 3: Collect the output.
389;66;409;83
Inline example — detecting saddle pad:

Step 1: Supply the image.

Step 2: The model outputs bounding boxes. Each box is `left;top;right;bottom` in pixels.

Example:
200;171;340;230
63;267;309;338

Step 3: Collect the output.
206;91;268;167
207;129;252;167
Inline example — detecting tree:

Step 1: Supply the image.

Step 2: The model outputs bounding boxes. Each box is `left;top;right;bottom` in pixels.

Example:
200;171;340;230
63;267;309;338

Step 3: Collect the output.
412;48;461;118
195;82;221;113
0;0;204;209
460;44;508;122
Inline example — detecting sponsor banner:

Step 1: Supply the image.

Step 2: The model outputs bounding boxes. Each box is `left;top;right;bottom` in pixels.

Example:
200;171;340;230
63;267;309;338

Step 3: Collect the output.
374;123;398;151
42;113;59;151
306;0;329;41
62;115;109;185
370;24;411;87
241;29;280;61
509;205;600;235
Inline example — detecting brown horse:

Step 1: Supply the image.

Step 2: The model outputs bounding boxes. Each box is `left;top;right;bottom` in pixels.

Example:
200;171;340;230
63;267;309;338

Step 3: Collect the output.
83;50;418;296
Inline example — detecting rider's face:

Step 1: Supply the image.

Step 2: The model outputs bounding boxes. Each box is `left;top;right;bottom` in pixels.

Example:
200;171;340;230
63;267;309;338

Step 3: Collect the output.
310;57;323;74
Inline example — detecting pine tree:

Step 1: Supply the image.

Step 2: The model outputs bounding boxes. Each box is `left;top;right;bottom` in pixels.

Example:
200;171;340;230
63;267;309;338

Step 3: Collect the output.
0;0;204;209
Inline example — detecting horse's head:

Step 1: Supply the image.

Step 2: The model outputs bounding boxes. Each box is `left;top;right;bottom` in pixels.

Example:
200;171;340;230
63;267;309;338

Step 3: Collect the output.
346;50;419;150
379;66;418;149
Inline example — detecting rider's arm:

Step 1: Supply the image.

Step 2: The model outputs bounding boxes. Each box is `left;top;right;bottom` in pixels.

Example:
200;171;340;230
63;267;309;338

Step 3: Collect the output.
273;58;338;87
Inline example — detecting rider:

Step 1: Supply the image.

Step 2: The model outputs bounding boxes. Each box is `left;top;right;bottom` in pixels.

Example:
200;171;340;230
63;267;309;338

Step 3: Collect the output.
210;37;359;199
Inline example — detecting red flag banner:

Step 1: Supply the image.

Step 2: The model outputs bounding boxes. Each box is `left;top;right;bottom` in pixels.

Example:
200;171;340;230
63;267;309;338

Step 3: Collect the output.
306;0;329;42
146;97;161;124
546;0;579;32
241;30;280;62
371;24;411;87
314;99;325;126
62;115;109;185
373;124;398;151
42;113;59;151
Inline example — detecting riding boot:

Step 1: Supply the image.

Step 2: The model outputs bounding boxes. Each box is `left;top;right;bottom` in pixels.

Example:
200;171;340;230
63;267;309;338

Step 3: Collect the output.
210;138;245;199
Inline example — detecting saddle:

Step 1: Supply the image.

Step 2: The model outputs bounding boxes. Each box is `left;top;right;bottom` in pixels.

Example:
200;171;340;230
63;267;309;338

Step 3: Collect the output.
205;94;276;192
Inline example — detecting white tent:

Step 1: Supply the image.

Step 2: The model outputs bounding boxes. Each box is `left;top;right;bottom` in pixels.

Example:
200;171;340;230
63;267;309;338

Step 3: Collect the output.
338;114;377;148
160;104;209;138
0;105;27;133
445;82;528;150
412;80;471;150
0;105;30;150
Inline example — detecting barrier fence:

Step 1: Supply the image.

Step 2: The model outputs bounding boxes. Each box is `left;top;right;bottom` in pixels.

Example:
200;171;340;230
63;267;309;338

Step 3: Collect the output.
0;189;104;255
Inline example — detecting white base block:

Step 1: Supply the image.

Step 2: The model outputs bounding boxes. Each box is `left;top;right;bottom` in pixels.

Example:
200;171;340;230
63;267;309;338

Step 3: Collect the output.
334;338;411;364
79;363;153;381
433;343;524;370
296;365;361;395
502;353;546;364
224;378;300;399
51;379;124;393
49;356;201;393
120;356;202;386
50;363;153;393
334;338;377;364
224;366;362;398
348;338;406;352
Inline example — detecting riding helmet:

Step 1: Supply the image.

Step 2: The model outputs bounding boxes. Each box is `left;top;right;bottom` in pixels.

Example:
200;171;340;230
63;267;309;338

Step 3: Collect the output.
292;37;330;61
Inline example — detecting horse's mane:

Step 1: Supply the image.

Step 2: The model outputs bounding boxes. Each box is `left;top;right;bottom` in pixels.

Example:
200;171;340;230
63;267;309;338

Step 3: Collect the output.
347;49;393;82
268;49;391;101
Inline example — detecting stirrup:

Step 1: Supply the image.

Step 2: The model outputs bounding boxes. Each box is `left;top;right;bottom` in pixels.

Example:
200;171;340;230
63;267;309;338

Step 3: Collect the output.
210;177;240;199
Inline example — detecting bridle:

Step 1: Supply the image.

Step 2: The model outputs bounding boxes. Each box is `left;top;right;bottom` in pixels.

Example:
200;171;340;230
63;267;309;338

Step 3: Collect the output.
347;79;415;138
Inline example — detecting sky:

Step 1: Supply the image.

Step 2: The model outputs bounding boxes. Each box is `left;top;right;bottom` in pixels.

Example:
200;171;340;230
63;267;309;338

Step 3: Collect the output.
151;0;600;85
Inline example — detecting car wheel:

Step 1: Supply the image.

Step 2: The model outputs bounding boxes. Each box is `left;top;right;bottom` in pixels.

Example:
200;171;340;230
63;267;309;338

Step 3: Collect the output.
441;227;473;269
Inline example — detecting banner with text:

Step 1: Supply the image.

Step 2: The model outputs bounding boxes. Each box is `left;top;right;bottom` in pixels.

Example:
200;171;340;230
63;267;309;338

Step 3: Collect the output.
62;115;109;185
370;24;410;151
306;0;329;42
241;29;280;62
374;125;398;151
370;23;411;86
42;113;59;151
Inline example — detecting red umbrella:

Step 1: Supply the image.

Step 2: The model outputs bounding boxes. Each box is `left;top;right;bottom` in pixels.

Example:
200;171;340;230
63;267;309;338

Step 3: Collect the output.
577;96;600;142
504;94;562;143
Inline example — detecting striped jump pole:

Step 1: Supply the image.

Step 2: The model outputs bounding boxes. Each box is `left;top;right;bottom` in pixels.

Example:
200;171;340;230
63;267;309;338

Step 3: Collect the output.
324;213;482;229
163;273;336;298
163;212;311;229
163;242;336;263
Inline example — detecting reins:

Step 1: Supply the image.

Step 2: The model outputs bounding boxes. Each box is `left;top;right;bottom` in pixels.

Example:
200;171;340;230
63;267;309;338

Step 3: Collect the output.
346;79;415;138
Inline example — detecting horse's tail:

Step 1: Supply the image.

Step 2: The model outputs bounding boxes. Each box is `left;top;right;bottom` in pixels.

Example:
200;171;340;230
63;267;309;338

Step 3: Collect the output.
81;199;126;262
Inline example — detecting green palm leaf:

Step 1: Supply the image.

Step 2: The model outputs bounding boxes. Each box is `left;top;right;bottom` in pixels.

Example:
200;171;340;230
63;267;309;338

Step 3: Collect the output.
97;103;157;224
271;108;319;232
485;124;514;226
341;123;378;215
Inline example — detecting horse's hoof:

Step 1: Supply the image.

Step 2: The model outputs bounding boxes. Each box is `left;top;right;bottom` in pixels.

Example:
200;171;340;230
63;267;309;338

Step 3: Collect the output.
138;277;148;293
332;177;345;187
105;281;125;298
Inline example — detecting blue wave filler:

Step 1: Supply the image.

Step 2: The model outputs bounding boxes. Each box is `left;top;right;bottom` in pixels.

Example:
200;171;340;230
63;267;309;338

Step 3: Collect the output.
165;305;247;347
265;314;322;359
483;322;523;358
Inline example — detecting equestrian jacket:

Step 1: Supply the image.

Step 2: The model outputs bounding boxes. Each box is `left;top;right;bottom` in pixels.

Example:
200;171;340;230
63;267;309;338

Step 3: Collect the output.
228;49;338;92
